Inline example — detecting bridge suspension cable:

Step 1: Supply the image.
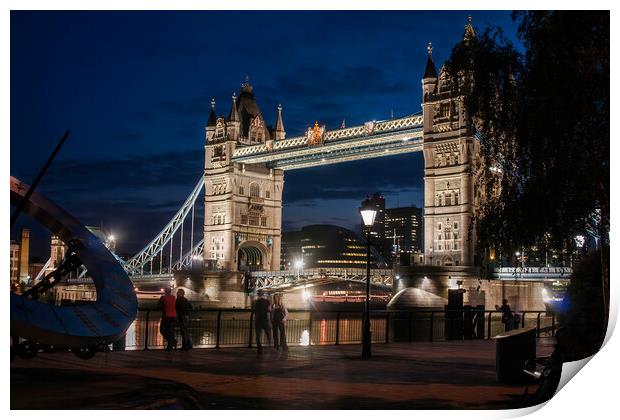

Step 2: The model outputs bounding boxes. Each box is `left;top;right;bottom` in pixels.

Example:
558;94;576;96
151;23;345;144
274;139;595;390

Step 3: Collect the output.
123;177;204;275
164;238;205;273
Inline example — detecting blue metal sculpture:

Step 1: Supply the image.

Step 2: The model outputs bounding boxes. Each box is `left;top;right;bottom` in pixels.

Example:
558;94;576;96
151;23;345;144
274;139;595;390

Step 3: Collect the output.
10;176;138;358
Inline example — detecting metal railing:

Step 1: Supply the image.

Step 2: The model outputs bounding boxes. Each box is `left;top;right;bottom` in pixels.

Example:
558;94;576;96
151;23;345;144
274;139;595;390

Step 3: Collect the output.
120;309;556;351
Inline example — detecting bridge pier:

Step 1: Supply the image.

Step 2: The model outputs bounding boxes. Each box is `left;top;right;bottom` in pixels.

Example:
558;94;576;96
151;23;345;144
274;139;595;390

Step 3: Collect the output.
392;266;561;312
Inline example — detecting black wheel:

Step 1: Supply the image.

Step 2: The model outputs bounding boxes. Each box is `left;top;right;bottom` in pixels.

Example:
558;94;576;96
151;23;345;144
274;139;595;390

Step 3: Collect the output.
17;341;39;359
72;346;96;360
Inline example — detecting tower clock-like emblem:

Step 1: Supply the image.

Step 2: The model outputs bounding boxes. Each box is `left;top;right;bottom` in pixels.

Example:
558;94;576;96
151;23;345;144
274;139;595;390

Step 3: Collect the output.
364;121;376;135
307;121;325;146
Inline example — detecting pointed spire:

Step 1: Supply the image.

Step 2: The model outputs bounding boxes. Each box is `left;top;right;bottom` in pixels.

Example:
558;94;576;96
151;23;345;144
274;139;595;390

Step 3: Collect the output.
341;118;346;129
464;15;476;42
228;92;239;122
241;75;253;93
207;97;217;127
275;103;286;140
423;41;438;79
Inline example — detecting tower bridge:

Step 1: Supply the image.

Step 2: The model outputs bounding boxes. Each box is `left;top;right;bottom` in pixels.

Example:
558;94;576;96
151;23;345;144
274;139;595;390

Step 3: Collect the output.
45;20;571;307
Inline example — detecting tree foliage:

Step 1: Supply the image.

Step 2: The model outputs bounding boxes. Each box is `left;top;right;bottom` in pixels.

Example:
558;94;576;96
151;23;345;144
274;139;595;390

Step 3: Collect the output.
446;12;609;259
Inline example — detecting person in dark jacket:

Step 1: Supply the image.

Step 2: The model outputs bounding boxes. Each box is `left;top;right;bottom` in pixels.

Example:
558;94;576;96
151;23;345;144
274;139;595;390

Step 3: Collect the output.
496;299;515;331
158;287;177;350
271;294;289;352
176;288;193;350
254;291;272;354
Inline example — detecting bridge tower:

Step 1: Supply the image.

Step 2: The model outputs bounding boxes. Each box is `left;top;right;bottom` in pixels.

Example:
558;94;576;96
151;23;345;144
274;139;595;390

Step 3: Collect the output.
422;23;480;267
203;80;284;272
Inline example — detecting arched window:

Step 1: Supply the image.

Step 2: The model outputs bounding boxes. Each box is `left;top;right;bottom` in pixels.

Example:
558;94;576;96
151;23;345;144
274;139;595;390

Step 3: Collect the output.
239;185;244;195
250;183;260;198
265;190;271;199
454;192;459;205
445;193;452;206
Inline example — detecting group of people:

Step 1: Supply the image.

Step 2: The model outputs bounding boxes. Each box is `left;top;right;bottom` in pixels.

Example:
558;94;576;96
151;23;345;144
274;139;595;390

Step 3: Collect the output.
254;291;289;354
158;287;193;351
158;287;290;353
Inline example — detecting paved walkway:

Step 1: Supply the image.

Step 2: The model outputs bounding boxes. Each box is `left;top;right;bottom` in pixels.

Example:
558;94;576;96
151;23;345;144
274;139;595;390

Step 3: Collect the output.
11;339;554;409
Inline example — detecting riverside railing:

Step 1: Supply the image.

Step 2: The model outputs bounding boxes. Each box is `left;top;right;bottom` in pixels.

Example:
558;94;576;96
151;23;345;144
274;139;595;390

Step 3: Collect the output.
121;309;556;351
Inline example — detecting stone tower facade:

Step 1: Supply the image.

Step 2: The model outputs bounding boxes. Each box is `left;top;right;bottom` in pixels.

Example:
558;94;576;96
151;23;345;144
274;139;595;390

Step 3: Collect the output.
422;26;480;267
203;80;284;272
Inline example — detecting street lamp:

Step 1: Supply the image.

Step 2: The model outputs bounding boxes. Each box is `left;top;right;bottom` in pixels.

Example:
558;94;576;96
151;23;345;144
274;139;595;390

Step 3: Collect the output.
359;199;377;359
429;247;434;266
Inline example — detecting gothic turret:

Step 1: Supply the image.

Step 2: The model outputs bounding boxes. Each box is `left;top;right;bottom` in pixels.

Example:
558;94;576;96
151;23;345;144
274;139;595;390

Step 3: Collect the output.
275;104;286;140
227;93;240;140
422;42;438;100
463;15;476;43
206;98;217;142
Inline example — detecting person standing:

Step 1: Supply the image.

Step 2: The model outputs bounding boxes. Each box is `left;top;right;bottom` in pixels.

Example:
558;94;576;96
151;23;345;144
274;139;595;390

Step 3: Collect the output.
496;299;515;332
158;287;177;351
176;288;193;350
271;294;289;352
254;291;272;354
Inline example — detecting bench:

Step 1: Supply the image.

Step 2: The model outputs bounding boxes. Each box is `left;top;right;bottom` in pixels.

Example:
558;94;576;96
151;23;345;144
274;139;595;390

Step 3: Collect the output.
494;327;536;383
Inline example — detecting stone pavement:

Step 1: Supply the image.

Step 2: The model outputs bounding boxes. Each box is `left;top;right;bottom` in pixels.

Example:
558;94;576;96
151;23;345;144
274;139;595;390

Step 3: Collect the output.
11;339;554;409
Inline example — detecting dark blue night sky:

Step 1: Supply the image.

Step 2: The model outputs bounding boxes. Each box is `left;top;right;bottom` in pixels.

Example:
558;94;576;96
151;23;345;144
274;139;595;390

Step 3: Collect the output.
10;11;518;257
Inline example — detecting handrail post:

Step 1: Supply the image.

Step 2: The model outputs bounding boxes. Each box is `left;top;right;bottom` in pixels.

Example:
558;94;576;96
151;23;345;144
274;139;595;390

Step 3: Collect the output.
143;310;150;350
487;311;492;339
537;312;541;338
335;311;340;345
308;311;312;347
248;310;254;348
215;310;222;349
430;311;434;342
385;311;390;344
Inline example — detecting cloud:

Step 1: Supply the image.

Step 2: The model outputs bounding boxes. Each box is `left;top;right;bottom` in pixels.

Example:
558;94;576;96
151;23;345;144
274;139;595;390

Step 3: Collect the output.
274;66;404;98
111;131;143;141
283;153;425;204
23;148;204;196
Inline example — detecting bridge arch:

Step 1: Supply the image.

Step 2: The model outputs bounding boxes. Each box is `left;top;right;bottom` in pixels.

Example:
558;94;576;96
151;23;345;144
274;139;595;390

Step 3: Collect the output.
237;240;269;272
441;255;454;266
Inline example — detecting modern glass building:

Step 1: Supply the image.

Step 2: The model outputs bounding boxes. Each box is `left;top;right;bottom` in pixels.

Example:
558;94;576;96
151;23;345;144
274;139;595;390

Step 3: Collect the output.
280;224;385;270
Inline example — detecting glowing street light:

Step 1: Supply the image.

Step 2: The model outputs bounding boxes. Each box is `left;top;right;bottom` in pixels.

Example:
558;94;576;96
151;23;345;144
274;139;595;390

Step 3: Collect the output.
359;198;378;359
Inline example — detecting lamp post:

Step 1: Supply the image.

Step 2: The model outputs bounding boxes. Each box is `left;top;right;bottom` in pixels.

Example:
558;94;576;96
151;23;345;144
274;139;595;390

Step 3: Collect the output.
429;247;434;266
359;199;377;359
